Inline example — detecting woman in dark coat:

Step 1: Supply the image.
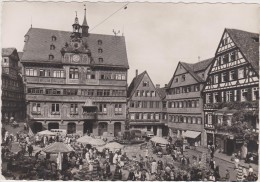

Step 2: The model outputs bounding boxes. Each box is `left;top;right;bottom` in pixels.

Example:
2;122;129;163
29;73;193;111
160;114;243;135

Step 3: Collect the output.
113;165;122;181
127;169;136;181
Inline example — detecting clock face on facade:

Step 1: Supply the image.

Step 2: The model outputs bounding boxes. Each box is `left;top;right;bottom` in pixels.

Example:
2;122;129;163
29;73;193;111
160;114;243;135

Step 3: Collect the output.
72;54;80;62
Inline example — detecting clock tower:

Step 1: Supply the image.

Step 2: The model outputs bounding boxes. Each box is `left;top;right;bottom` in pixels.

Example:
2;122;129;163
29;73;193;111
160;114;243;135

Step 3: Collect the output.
60;11;92;64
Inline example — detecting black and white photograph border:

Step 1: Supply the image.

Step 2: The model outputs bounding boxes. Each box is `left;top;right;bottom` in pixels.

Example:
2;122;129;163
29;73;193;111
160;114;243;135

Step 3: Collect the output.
0;0;259;181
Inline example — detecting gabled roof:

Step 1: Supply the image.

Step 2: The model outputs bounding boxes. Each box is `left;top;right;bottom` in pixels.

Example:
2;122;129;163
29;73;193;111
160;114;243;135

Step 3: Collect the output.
225;28;259;73
127;71;147;98
2;48;16;57
18;52;23;60
167;58;213;89
156;87;167;100
21;28;129;68
181;62;204;82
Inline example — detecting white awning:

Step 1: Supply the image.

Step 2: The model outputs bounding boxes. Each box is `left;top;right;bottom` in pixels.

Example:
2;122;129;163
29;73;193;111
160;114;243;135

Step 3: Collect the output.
183;131;201;139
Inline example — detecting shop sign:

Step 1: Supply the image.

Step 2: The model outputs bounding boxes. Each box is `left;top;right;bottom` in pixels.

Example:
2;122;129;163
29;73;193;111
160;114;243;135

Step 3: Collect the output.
235;138;244;144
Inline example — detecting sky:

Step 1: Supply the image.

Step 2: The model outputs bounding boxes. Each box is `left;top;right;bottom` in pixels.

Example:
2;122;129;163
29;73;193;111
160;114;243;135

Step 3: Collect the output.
1;2;259;86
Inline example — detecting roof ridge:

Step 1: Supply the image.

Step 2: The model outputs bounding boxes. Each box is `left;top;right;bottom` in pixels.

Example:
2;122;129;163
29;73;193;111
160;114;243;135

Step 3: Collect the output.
29;27;124;37
225;28;259;35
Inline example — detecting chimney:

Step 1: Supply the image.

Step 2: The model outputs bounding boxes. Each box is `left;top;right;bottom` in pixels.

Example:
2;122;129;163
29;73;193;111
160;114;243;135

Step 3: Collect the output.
135;69;138;77
156;84;160;88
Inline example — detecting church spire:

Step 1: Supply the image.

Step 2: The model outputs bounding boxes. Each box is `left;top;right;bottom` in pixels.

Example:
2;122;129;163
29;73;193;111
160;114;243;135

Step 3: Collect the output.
82;4;89;37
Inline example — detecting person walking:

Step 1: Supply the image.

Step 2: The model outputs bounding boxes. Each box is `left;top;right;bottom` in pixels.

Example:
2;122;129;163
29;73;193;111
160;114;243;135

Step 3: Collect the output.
151;159;157;174
225;169;230;181
28;145;33;157
127;168;136;181
234;157;240;169
237;165;244;181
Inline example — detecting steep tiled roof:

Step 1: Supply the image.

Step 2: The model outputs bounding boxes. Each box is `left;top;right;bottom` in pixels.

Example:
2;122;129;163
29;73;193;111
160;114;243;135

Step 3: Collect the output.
127;71;147;98
21;28;129;68
156;87;167;100
188;58;214;72
2;48;16;57
181;57;213;82
226;29;259;73
181;62;204;82
18;52;23;60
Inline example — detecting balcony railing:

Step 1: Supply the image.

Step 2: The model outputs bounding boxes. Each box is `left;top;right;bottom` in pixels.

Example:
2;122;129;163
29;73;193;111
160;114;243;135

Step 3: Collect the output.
82;112;96;120
26;76;66;84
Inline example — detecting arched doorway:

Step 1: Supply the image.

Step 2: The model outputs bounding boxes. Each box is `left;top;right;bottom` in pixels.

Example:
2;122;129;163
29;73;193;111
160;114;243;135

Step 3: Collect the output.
114;122;121;137
67;122;76;134
34;122;43;133
48;122;59;130
98;122;108;136
83;122;93;135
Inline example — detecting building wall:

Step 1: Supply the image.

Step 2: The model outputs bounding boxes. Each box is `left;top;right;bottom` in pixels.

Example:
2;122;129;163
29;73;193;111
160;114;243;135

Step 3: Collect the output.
23;61;128;137
203;30;259;147
166;62;209;146
128;72;167;137
1;53;26;122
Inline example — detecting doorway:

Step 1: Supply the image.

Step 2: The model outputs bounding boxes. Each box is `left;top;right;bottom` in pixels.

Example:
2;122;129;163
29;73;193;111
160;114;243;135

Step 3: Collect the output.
114;122;121;137
98;122;108;136
34;122;43;133
83;122;93;134
67;122;76;134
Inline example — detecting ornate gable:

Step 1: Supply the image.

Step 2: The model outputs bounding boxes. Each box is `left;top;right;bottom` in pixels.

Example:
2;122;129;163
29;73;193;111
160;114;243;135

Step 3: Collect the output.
216;31;236;55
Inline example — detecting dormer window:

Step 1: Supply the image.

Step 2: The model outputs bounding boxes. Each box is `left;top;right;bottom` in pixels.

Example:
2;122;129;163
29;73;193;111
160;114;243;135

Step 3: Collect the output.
50;44;55;50
98;57;103;63
52;36;57;41
98;48;103;53
49;54;54;60
252;37;259;43
98;40;102;45
181;75;185;82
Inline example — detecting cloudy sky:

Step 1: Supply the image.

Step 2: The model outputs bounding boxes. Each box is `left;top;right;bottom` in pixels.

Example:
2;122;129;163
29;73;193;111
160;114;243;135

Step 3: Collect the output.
1;2;259;86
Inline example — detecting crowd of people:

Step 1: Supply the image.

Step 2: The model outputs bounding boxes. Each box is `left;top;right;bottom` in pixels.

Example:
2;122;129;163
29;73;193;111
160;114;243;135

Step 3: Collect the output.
1;127;259;181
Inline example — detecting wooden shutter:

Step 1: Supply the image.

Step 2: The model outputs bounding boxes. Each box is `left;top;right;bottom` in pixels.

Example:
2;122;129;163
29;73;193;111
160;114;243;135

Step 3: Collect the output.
237;89;240;102
218;73;221;83
223;91;226;102
210;93;213;103
230;90;234;102
234;69;238;80
247;88;252;101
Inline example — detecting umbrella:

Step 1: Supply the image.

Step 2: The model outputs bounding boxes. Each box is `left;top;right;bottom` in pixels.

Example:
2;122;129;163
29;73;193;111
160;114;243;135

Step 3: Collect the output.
150;136;168;145
97;142;124;152
43;142;74;153
37;130;56;136
76;135;105;146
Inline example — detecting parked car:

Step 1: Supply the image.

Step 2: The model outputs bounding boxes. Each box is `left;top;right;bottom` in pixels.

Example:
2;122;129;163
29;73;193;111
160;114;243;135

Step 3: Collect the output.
145;131;154;140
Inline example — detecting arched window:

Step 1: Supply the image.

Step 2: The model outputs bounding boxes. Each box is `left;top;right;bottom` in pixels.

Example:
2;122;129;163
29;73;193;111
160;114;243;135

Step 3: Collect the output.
49;54;54;60
52;36;57;41
98;40;102;45
98;48;103;53
50;44;55;50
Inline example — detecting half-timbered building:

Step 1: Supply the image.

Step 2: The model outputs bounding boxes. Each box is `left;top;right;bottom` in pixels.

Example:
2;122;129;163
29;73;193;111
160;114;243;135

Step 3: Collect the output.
1;48;26;123
20;11;129;137
203;29;259;155
166;58;213;146
127;70;168;137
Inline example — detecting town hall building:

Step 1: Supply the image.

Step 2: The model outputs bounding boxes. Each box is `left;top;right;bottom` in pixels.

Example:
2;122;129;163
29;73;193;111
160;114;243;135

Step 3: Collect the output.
20;10;129;137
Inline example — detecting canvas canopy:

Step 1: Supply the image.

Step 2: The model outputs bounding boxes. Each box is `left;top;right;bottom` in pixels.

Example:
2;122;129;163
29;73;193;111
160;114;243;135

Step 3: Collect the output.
43;142;74;153
150;136;168;144
76;135;105;146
